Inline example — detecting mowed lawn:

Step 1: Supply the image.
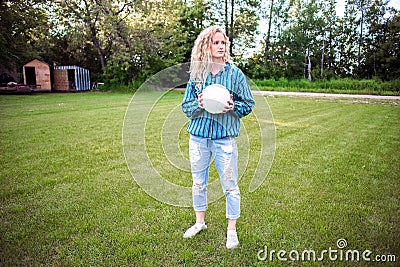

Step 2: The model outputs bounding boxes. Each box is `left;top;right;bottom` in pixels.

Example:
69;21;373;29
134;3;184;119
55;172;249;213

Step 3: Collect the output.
0;91;399;266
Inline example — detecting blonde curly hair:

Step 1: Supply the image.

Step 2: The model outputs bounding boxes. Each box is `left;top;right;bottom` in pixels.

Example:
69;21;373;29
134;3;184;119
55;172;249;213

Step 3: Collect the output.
189;26;233;86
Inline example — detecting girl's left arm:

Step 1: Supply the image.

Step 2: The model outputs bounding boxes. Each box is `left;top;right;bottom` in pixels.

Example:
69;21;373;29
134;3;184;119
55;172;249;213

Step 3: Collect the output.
233;71;255;118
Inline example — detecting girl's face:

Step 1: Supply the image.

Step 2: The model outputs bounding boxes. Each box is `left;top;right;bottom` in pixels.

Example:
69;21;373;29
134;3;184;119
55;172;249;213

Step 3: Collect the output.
210;32;226;62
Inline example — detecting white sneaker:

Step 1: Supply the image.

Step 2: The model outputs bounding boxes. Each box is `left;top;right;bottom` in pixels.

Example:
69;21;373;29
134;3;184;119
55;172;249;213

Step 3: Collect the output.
183;223;207;238
226;229;239;249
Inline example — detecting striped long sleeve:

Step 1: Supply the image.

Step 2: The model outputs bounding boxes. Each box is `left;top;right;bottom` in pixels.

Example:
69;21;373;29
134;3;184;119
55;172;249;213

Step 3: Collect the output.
181;63;255;140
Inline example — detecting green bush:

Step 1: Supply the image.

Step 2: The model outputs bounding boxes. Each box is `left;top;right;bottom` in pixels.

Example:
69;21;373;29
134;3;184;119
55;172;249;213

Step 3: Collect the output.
381;79;400;92
253;77;400;95
99;79;143;93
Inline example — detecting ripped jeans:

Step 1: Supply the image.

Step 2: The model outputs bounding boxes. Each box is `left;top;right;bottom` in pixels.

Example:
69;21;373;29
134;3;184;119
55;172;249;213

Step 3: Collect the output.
189;135;240;220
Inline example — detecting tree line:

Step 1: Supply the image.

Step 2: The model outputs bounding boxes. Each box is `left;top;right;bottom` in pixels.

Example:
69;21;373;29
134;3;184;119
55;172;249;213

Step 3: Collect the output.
0;0;399;87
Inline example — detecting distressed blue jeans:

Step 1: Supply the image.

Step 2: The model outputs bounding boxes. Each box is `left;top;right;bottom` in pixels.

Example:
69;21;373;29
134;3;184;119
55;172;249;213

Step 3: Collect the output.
189;135;240;220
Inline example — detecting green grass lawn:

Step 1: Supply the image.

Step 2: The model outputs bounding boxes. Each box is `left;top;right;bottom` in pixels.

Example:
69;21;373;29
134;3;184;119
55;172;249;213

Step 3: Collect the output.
0;91;399;266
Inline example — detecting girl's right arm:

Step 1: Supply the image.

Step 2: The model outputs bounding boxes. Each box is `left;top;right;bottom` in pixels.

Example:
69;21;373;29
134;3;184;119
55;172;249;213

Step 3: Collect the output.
182;80;204;119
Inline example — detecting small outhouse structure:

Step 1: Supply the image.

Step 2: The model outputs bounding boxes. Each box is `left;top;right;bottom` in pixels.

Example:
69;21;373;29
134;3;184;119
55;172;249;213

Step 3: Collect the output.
23;59;51;91
53;66;91;91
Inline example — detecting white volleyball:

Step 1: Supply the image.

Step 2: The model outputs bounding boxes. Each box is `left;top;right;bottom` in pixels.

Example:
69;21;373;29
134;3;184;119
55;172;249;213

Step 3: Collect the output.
202;84;230;114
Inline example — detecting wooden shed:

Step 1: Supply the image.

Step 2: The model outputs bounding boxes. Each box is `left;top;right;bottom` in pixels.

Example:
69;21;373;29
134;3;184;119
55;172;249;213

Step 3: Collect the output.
53;66;90;91
23;59;51;91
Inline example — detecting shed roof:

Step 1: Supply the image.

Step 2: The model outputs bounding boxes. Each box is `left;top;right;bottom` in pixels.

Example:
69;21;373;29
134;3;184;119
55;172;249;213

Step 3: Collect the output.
23;59;50;67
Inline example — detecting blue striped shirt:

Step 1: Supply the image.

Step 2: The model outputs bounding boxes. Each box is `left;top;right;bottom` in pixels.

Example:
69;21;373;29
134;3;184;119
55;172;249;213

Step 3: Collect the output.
181;63;255;139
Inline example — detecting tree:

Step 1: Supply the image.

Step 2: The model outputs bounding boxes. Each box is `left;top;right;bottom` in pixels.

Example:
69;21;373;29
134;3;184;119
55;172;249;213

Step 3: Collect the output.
319;0;338;77
0;0;51;81
335;1;359;76
212;0;260;58
4;0;398;85
264;0;274;63
362;4;400;80
178;0;209;61
273;0;328;80
56;0;135;71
